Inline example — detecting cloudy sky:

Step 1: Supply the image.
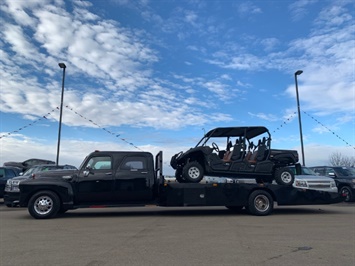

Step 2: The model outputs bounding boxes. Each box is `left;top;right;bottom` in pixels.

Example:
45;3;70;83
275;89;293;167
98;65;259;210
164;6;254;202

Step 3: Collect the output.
0;0;354;174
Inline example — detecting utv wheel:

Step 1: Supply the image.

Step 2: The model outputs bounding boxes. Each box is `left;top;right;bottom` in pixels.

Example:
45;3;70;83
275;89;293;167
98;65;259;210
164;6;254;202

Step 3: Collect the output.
28;191;60;219
182;161;204;183
274;168;294;186
175;169;186;183
247;190;273;216
340;186;353;202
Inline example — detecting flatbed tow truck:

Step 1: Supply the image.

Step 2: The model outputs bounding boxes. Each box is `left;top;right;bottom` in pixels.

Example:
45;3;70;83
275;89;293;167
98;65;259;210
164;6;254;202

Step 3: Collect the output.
18;151;343;219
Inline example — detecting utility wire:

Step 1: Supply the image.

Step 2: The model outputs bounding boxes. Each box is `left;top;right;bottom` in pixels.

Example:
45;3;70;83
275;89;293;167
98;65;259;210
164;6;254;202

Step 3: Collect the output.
302;110;354;149
0;108;57;139
1;107;143;151
271;112;297;134
64;105;143;151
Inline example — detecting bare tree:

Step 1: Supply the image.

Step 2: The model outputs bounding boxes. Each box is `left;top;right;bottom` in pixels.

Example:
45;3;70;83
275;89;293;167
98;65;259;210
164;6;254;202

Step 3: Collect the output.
329;152;355;167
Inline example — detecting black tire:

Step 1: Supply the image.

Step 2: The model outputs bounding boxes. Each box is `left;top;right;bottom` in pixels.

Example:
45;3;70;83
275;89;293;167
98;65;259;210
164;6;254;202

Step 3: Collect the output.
182;161;204;183
175;169;186;183
226;206;244;212
247;190;274;216
5;203;12;208
274;168;294;186
340;186;353;202
28;191;60;219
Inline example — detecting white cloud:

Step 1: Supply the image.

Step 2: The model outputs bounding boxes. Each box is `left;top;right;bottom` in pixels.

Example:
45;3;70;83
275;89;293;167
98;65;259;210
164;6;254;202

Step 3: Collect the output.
237;2;262;17
288;0;318;21
248;112;279;122
1;0;238;130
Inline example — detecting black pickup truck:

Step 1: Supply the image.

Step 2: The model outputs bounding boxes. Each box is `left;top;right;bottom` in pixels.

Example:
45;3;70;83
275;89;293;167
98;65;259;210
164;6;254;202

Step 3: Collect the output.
19;150;343;219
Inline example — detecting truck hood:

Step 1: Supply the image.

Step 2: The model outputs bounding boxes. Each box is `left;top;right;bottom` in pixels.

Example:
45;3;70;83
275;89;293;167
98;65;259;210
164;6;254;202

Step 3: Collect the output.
10;175;31;181
294;174;334;182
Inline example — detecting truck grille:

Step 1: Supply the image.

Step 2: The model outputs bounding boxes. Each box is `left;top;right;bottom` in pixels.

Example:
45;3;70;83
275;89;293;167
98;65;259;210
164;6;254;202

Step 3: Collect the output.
307;180;332;189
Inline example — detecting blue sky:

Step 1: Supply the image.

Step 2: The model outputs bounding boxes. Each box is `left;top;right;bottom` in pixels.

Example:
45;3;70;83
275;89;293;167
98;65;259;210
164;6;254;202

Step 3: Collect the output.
0;0;354;174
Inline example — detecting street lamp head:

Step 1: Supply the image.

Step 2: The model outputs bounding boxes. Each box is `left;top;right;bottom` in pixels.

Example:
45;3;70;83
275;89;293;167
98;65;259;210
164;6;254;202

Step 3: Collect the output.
295;70;303;76
58;63;66;69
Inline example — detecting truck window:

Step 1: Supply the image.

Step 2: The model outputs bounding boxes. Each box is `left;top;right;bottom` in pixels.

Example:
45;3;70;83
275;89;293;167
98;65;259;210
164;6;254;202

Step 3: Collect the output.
86;156;112;170
120;157;147;171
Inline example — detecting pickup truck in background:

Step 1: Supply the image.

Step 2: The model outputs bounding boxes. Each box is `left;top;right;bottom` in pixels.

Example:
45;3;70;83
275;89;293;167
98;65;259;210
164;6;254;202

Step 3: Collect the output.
19;150;343;219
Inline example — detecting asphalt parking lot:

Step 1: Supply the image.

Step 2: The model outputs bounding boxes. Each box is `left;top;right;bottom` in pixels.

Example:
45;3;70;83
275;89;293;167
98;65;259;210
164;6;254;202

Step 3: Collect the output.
0;202;354;266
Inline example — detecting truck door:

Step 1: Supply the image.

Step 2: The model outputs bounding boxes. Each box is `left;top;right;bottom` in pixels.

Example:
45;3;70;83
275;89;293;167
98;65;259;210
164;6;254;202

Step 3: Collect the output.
113;155;154;202
75;155;115;203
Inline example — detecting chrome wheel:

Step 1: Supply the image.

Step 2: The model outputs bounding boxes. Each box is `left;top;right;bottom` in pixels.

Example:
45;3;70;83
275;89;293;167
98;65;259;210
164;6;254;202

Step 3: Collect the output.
254;195;270;212
34;195;54;215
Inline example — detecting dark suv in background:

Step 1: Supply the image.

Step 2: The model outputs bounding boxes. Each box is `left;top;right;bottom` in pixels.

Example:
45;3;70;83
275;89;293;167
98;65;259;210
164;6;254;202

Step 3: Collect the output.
310;166;355;202
4;158;55;172
0;167;22;198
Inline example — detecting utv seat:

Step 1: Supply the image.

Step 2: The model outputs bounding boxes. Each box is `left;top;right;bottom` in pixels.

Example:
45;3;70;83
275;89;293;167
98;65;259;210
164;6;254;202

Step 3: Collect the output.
248;139;261;164
222;141;234;162
255;137;268;161
230;137;244;161
244;141;255;161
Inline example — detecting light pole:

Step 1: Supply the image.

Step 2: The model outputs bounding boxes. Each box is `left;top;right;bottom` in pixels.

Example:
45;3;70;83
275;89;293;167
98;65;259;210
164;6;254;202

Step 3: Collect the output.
294;70;305;166
56;63;66;165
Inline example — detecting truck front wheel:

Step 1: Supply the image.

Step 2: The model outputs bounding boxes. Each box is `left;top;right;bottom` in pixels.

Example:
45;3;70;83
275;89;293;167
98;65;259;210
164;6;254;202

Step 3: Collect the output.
247;190;274;216
28;191;60;219
183;161;204;183
274;168;294;186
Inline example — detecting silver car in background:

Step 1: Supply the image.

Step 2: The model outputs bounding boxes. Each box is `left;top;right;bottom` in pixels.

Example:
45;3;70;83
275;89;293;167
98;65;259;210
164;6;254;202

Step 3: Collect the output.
289;166;337;193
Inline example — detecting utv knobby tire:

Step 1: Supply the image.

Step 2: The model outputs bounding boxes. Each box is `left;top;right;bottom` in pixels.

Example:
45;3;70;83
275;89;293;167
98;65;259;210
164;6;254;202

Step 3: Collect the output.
182;161;204;183
175;169;187;183
274;168;295;186
28;190;60;219
247;190;273;216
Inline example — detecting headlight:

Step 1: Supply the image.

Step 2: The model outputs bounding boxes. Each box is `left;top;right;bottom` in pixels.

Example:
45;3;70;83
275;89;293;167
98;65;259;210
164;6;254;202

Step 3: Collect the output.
12;180;21;186
294;180;308;188
330;181;336;188
6;179;12;185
